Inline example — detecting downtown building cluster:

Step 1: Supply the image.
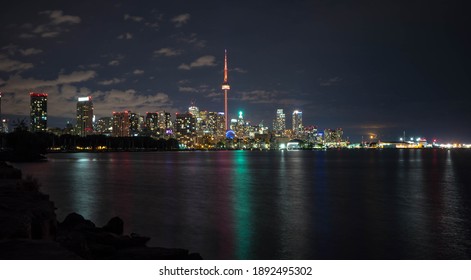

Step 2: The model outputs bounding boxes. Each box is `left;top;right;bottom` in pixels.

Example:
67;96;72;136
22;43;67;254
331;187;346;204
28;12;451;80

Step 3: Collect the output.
4;50;347;150
24;90;346;150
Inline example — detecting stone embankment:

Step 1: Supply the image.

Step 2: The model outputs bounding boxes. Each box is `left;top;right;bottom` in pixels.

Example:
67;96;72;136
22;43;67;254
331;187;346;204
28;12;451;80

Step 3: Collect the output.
0;161;201;259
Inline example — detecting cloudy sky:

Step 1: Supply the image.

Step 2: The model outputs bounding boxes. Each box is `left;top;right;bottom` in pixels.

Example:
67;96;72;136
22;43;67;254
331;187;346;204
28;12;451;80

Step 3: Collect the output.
0;0;469;141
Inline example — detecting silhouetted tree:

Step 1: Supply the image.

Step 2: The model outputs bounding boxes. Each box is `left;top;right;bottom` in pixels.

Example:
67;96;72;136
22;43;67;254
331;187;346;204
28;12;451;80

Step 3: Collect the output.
4;127;47;162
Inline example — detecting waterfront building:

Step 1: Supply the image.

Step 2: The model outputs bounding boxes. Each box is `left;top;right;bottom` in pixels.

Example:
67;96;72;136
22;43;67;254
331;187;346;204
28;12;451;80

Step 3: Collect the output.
30;92;48;132
189;105;203;134
234;111;249;140
205;112;225;139
95;117;112;135
324;128;344;146
304;125;318;144
158;111;173;136
145;112;159;135
189;104;199;118
29;92;47;132
112;111;130;137
292;110;303;137
129;112;141;136
196;110;208;135
175;112;197;148
76;96;94;136
273;109;286;136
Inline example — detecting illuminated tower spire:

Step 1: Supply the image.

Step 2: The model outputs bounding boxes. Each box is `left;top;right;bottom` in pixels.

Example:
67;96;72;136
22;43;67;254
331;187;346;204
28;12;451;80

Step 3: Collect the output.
221;49;231;131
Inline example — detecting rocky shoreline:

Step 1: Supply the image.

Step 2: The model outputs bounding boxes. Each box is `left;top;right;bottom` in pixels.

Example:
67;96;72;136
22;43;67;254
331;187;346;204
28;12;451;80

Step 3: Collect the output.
0;161;201;260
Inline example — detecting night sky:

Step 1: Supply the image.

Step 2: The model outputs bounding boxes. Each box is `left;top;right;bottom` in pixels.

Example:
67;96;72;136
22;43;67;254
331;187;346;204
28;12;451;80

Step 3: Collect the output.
1;0;470;142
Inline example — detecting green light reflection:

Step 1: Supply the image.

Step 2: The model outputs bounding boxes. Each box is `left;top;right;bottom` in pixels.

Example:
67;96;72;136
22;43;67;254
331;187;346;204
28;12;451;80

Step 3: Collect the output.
232;151;252;259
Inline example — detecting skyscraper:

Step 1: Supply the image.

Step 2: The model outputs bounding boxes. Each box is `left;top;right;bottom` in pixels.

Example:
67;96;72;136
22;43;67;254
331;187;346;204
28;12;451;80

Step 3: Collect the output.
189;103;199;118
273;109;286;136
221;49;231;131
175;112;197;148
129;112;140;136
30;92;48;132
158;111;172;136
292;110;303;137
112;111;130;137
145;112;159;135
324;128;344;144
76;96;94;136
95;117;112;135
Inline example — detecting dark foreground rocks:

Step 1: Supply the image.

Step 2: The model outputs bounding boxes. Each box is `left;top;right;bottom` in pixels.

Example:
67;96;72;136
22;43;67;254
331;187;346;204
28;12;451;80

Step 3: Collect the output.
0;163;57;242
0;162;202;260
57;213;202;260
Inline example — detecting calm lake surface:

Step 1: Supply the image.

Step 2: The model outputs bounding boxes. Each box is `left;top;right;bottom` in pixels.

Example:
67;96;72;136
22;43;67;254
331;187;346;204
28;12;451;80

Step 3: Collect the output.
12;149;471;259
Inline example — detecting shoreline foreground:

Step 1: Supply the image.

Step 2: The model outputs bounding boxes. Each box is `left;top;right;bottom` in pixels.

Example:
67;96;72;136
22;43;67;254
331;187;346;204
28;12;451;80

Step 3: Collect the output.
0;161;201;260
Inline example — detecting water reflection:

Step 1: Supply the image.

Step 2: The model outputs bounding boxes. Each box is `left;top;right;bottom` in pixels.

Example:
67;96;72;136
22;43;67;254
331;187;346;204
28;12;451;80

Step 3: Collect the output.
231;151;253;259
11;150;471;259
276;152;310;259
70;156;97;219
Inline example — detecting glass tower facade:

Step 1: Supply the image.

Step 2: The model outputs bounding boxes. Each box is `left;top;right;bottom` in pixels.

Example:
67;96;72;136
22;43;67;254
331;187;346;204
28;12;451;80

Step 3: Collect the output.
76;96;94;136
30;92;48;132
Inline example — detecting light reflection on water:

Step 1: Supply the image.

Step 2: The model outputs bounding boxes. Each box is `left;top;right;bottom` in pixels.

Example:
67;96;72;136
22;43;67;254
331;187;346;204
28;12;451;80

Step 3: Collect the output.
12;149;471;259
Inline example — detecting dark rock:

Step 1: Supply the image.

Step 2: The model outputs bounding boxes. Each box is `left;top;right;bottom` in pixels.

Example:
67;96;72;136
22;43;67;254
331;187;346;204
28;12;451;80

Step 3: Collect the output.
102;216;124;235
56;230;92;259
114;247;203;260
0;174;57;240
0;162;22;179
0;239;81;260
87;243;117;259
60;212;95;230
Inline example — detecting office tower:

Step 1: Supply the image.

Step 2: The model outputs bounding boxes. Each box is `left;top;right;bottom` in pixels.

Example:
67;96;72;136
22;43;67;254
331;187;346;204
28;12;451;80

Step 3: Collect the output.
304;125;318;144
221;49;231;131
30;92;48;132
129;112;140;136
175;112;196;147
145;112;159;134
205;112;225;138
235;111;247;138
198;110;208;123
292;110;303;137
158;111;172;135
138;115;145;133
324;128;343;143
76;96;94;136
95;117;112;135
112;111;130;137
188;104;201;132
189;104;199;118
273;109;286;135
206;112;218;136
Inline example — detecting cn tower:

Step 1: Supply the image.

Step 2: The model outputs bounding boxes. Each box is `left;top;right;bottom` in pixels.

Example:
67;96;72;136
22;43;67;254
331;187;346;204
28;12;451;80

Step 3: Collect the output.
221;49;230;131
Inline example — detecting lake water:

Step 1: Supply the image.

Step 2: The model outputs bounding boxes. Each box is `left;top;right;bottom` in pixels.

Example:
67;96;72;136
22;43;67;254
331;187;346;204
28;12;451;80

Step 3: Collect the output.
12;149;471;259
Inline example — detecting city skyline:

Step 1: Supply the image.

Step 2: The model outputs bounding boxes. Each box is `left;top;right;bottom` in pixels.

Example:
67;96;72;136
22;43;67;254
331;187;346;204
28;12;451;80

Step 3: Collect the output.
0;1;470;142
